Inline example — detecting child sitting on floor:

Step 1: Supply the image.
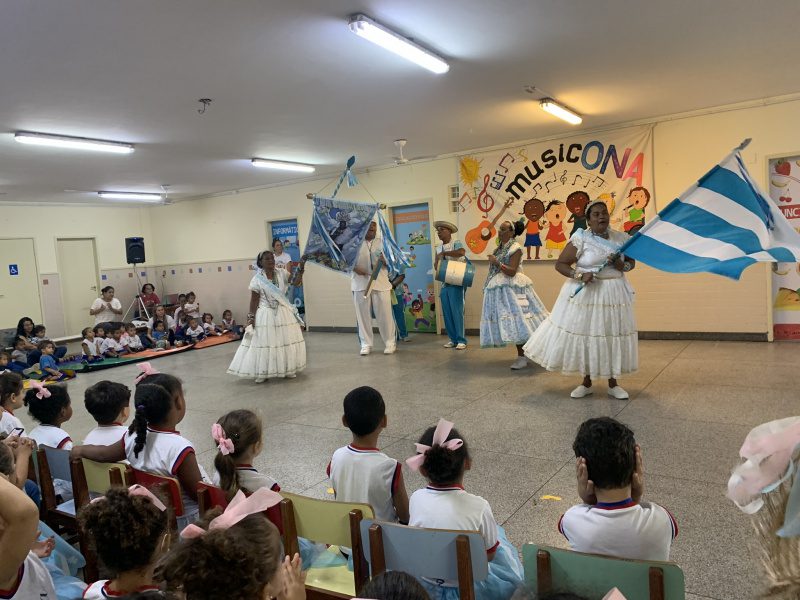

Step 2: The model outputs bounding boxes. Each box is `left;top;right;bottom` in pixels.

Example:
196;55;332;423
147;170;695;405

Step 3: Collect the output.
559;417;677;562
407;419;523;600
100;326;128;358
9;339;30;374
0;372;26;436
83;381;130;445
122;323;145;353
202;313;223;337
37;341;67;381
0;352;11;375
150;320;171;349
184;317;206;343
81;327;103;363
31;326;68;363
93;324;106;340
160;495;304;600
183;291;200;318
212;409;280;499
221;309;237;334
328;386;409;525
72;368;206;526
79;485;169;599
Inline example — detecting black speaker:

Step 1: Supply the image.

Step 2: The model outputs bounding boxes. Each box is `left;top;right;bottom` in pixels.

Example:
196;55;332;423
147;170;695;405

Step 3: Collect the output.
125;237;146;264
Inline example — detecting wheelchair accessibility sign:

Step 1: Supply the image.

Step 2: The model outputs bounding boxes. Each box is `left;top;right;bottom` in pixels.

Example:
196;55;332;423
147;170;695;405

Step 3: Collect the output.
8;264;19;276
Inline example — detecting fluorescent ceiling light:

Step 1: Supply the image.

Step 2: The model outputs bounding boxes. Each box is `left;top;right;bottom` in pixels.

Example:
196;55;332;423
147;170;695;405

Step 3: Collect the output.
348;14;449;75
14;131;135;154
540;99;582;125
251;158;315;173
98;191;163;203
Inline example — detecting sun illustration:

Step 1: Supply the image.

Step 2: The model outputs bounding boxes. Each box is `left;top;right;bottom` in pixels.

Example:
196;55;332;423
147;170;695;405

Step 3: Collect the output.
459;156;482;188
597;192;616;215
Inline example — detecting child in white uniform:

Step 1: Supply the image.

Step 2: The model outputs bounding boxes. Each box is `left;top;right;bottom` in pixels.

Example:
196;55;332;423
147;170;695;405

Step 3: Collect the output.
0;476;57;599
25;383;74;501
202;313;223;337
73;372;205;526
83;381;130;446
100;327;128;358
122;323;145;353
80;486;168;599
559;417;677;561
81;327;103;363
327;386;409;524
183;317;206;343
211;409;280;497
183;292;200;318
0;372;26;436
407;420;522;600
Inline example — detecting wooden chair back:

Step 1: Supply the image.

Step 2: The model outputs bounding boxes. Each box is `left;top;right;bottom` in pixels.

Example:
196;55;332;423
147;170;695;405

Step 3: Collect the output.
524;544;686;600
70;458;127;510
280;492;374;599
126;468;183;530
197;482;229;515
359;520;488;600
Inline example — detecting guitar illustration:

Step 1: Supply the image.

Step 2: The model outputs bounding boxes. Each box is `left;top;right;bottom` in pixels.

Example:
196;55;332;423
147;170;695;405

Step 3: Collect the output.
464;197;516;255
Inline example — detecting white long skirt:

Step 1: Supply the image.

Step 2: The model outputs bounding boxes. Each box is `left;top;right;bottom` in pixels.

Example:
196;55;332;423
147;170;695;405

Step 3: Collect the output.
227;304;306;379
523;277;637;378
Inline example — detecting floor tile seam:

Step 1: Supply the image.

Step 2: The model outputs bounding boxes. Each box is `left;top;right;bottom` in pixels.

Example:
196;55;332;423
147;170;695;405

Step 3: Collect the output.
499;458;575;526
300;477;330;494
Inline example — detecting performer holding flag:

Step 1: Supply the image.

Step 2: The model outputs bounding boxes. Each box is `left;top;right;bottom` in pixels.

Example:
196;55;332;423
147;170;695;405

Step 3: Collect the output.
434;221;468;350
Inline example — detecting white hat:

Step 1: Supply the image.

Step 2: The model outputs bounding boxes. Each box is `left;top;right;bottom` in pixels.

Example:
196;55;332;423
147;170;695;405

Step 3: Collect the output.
434;220;458;233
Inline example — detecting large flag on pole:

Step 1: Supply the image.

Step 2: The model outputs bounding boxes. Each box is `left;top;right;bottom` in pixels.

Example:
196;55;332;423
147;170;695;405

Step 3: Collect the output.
621;140;800;279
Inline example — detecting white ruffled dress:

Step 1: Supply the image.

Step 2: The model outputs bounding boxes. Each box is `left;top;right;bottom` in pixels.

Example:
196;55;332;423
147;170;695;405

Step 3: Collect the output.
523;228;638;378
480;241;549;348
227;270;306;379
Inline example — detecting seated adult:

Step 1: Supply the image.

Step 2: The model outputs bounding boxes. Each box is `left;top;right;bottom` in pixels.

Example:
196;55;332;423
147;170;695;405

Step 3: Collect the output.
89;286;123;329
139;283;161;315
145;305;176;347
14;317;67;365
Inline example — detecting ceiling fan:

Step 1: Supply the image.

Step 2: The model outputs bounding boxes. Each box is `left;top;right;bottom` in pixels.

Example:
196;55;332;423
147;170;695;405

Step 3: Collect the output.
391;139;434;165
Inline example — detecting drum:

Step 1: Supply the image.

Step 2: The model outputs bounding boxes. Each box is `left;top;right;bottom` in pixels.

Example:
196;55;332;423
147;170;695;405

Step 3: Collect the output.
435;259;475;288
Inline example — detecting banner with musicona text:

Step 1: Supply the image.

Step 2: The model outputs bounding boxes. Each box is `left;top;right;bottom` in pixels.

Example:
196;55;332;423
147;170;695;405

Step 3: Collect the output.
456;125;654;260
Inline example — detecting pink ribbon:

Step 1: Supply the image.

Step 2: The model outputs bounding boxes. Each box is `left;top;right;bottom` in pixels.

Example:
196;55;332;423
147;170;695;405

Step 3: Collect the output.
29;380;51;399
90;484;167;512
405;418;463;472
728;417;800;513
212;423;235;456
180;487;283;539
602;589;627;600
135;362;159;384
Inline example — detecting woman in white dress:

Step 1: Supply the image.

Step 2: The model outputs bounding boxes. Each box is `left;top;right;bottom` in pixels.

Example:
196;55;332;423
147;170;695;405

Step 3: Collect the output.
480;220;549;370
227;251;306;383
523;201;637;399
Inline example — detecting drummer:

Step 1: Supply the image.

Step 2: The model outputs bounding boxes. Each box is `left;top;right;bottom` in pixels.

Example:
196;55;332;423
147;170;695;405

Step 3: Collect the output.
435;220;468;350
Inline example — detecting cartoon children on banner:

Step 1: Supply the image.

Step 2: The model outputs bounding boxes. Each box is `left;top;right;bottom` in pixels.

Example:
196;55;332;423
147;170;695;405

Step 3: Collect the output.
543;200;568;258
622;187;651;234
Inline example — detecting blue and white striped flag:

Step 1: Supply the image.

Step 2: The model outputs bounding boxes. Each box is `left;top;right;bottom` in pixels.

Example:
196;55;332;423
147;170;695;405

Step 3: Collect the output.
621;140;800;279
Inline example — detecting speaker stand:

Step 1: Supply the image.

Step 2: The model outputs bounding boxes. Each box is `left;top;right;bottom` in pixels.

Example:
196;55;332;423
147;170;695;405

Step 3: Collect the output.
122;264;152;323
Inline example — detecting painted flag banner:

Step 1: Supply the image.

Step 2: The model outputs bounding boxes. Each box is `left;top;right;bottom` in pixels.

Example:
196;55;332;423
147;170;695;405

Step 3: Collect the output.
621;140;800;280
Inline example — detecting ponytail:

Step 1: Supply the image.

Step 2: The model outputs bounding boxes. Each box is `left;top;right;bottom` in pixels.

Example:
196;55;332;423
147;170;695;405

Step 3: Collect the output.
130;383;174;458
213;410;262;500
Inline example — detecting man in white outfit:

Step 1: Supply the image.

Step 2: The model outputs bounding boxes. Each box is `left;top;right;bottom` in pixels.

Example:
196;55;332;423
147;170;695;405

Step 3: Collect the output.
352;221;396;355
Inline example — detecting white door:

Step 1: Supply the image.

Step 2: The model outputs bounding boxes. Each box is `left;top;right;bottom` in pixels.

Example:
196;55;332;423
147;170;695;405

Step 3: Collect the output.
0;238;42;329
57;239;99;336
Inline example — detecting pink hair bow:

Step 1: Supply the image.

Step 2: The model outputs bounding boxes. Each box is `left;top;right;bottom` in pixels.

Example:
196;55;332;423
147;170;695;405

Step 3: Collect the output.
180;487;283;539
135;362;159;384
90;484;167;512
405;418;463;472
602;589;627;600
212;423;235;456
29;380;51;399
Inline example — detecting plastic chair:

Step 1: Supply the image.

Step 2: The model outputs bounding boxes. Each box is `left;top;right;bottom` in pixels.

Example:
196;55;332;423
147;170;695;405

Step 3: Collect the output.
280;492;374;599
360;519;488;600
523;544;686;600
125;467;183;530
36;447;76;526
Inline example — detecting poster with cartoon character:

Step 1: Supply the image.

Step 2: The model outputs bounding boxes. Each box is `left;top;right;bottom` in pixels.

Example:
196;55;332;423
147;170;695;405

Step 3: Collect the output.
456;126;654;259
769;154;800;340
392;205;436;334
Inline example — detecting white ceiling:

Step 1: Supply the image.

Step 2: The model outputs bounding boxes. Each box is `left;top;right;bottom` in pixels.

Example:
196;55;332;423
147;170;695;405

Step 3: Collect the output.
0;0;798;205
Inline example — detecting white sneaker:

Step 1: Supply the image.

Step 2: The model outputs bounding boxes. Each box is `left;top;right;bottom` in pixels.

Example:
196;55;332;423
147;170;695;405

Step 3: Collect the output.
255;377;267;384
360;346;371;356
286;373;297;379
455;343;467;350
443;342;455;348
510;357;528;370
402;337;412;342
383;345;396;355
608;386;629;399
570;385;593;398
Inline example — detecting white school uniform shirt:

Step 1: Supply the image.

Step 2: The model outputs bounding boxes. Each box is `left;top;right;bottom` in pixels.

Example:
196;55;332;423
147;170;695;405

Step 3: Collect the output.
211;465;281;493
91;297;122;325
0;409;25;436
183;302;200;318
82;338;100;357
82;580;160;599
327;445;401;522
124;426;197;515
558;499;678;561
147;315;176;332
29;424;73;450
202;322;217;334
83;424;128;446
185;325;204;340
351;238;391;292
409;485;500;553
1;552;57;599
100;337;125;354
124;334;144;351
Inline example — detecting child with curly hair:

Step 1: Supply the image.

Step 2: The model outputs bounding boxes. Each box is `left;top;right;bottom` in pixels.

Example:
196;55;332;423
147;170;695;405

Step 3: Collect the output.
26;383;73;450
161;492;305;600
79;486;169;598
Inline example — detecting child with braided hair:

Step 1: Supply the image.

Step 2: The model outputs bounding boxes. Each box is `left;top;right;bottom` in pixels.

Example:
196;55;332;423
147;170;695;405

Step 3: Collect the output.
79;486;170;599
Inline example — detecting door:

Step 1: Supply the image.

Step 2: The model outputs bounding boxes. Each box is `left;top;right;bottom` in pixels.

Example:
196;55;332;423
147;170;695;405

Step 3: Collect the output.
391;203;436;333
57;239;100;336
0;238;42;329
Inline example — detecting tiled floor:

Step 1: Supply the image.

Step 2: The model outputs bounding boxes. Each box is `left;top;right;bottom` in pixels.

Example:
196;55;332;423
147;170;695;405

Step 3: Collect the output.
23;333;799;599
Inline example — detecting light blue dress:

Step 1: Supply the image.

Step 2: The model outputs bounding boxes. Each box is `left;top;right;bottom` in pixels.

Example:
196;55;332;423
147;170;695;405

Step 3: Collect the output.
480;241;548;348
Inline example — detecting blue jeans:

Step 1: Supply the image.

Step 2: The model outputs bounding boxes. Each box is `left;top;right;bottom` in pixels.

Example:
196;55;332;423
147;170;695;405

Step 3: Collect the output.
25;480;42;508
27;346;67;366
